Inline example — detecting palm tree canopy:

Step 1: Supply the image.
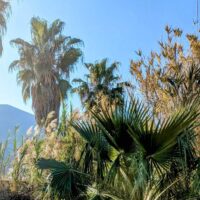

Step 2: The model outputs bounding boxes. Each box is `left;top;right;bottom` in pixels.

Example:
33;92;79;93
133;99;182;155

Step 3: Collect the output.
73;59;131;110
9;17;83;125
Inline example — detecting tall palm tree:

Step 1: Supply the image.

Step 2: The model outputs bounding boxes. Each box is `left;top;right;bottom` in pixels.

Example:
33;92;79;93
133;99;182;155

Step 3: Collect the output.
73;59;130;111
9;17;83;125
0;0;11;55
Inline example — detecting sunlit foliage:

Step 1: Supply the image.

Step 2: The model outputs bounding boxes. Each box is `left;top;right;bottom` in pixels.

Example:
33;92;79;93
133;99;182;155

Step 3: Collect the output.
9;17;83;125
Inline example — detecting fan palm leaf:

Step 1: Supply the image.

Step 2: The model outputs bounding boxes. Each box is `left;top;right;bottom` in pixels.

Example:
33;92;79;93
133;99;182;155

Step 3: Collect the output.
72;121;112;180
73;98;199;198
37;158;88;199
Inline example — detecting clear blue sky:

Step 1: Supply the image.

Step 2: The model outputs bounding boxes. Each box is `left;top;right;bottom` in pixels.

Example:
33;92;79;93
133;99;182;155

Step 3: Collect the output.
0;0;198;113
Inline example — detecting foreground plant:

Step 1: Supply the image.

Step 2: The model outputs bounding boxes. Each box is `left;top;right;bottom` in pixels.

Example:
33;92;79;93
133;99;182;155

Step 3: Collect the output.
0;138;10;177
37;99;200;199
12;144;28;191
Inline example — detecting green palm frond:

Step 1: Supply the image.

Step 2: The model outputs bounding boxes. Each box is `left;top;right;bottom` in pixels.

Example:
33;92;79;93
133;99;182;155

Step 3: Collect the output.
73;98;199;195
72;121;111;179
37;158;88;199
58;47;82;73
87;186;122;200
90;99;150;152
48;19;65;38
10;38;34;48
67;38;84;46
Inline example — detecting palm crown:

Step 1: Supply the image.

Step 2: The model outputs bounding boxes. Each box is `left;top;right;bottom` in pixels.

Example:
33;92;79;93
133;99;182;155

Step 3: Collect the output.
73;59;130;110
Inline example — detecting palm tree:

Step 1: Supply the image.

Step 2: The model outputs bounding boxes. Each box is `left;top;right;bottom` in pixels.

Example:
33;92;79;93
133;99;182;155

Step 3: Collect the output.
72;99;199;199
73;59;131;111
9;17;83;125
37;99;200;199
0;0;10;55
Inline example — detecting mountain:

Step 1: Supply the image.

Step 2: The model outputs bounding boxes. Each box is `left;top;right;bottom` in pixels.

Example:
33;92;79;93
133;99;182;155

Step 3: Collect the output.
0;104;35;141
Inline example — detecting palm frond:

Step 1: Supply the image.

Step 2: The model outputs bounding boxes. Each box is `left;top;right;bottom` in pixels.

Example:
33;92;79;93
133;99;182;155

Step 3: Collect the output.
37;158;88;199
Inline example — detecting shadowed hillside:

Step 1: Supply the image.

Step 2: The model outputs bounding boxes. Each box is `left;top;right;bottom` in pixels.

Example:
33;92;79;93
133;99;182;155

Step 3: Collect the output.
0;104;35;141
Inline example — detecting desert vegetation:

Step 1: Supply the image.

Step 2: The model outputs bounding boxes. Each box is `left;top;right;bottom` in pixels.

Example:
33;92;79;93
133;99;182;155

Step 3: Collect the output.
0;1;200;200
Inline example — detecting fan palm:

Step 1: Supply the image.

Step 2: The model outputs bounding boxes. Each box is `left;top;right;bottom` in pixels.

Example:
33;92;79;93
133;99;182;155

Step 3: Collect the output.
9;17;83;125
73;59;131;111
37;99;199;199
85;178;186;200
73;99;200;199
72;121;112;181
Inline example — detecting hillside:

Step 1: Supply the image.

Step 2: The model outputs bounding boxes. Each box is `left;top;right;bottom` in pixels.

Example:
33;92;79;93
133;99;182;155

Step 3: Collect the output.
0;104;35;141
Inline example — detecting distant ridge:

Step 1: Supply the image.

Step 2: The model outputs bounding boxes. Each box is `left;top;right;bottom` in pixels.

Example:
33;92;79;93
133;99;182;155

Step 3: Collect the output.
0;104;35;141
